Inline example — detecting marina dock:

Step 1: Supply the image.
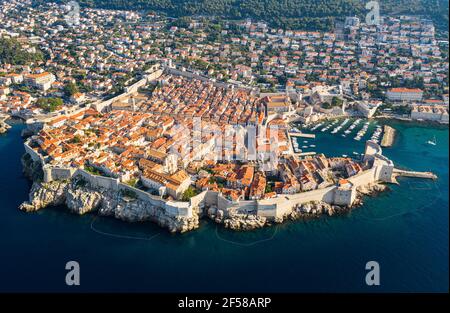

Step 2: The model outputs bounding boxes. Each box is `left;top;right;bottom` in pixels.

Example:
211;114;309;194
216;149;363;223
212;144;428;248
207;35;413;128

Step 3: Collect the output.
295;152;317;157
288;132;316;138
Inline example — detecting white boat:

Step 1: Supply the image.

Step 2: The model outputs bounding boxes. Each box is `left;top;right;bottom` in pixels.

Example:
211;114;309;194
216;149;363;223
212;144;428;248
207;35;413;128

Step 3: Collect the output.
309;144;316;148
302;145;308;149
427;136;437;146
342;154;348;158
311;122;324;131
303;141;308;143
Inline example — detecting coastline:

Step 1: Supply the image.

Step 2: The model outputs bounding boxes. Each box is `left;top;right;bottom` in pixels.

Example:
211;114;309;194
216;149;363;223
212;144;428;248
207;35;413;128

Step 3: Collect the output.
0;116;11;135
14;113;441;234
376;116;449;128
19;150;392;233
1;121;447;292
19;161;200;233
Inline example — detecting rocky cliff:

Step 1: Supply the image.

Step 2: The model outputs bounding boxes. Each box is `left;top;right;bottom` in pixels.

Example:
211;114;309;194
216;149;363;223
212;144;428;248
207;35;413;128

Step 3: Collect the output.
207;207;269;231
205;200;352;231
357;182;389;196
286;201;350;221
19;180;68;212
65;186;102;214
19;172;199;233
21;153;43;181
19;150;392;233
98;188;199;233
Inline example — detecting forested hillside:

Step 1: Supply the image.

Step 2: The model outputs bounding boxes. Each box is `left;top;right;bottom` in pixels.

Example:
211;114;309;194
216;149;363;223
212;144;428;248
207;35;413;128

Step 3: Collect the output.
0;37;44;65
35;0;449;33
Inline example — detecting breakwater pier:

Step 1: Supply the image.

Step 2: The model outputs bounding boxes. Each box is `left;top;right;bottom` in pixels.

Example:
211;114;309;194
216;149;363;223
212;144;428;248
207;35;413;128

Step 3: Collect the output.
289;132;316;138
393;169;438;180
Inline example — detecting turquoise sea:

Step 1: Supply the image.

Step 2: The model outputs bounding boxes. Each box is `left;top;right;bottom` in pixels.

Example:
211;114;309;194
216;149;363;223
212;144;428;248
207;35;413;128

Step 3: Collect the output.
0;120;448;292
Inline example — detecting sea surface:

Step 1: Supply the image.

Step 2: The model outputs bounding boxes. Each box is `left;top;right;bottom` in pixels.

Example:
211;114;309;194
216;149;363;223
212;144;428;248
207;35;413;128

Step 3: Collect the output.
0;119;448;292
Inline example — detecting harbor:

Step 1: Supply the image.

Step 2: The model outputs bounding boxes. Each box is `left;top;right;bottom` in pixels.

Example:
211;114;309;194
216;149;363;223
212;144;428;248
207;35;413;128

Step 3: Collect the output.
288;125;317;155
299;117;388;158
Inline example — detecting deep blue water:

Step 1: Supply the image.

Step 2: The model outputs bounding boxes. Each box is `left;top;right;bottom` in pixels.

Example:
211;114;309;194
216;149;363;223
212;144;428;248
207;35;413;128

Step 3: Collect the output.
0;120;448;292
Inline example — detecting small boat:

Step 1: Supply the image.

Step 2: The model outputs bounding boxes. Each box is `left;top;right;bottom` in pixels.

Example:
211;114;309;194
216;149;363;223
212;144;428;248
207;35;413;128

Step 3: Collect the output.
302;146;308;149
427;135;437;146
303;141;308;143
353;152;359;155
309;144;316;148
342;154;348;158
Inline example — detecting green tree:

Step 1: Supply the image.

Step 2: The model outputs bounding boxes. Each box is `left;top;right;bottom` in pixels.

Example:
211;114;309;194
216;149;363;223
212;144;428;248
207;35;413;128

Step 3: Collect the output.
0;37;44;65
36;98;64;112
331;96;343;107
181;186;199;201
64;82;79;97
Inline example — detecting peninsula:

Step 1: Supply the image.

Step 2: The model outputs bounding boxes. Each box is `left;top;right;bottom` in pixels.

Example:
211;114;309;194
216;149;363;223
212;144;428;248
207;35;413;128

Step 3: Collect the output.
0;2;444;233
18;68;437;233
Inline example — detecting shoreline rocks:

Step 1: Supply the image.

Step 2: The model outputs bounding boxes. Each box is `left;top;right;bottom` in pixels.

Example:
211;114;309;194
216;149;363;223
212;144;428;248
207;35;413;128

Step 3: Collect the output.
19;180;68;212
206;200;353;231
284;201;351;222
207;207;269;231
65;186;102;214
19;174;199;233
18;177;390;233
357;182;389;196
18;153;392;234
0;120;11;134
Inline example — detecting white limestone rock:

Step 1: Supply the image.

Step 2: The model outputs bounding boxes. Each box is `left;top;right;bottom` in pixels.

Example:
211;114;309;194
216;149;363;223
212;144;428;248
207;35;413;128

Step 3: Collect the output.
222;213;267;231
19;181;68;212
65;187;102;214
357;183;388;196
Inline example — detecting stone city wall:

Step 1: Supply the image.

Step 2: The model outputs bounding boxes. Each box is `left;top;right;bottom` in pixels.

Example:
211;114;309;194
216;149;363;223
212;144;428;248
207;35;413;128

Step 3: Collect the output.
165;67;255;92
24;142;45;165
75;169;120;191
348;167;377;188
257;185;337;219
43;166;76;183
24;139;393;221
93;69;164;112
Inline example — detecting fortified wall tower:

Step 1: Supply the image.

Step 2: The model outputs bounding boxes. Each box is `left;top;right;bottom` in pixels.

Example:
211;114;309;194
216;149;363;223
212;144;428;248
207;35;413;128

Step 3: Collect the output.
363;140;395;183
